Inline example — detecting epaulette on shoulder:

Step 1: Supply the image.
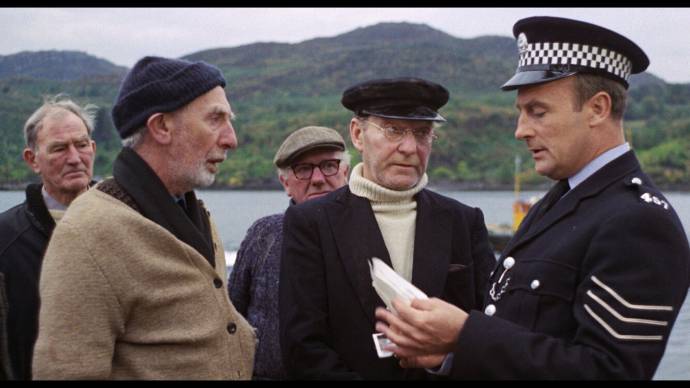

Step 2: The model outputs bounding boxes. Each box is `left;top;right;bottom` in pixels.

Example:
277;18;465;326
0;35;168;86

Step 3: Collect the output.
623;175;669;210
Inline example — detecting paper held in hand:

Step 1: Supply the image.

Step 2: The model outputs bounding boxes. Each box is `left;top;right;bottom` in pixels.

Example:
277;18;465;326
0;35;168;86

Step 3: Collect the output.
369;257;428;358
369;257;428;313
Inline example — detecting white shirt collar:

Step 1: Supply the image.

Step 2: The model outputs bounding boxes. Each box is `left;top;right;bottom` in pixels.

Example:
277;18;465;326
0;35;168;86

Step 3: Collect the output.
41;185;68;211
568;143;631;190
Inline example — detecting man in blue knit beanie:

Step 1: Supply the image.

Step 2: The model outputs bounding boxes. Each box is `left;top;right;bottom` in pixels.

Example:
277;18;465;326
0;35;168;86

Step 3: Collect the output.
33;56;257;379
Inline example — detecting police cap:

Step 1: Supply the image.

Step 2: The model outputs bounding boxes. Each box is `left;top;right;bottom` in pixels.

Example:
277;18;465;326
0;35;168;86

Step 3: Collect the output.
502;16;649;91
341;77;449;122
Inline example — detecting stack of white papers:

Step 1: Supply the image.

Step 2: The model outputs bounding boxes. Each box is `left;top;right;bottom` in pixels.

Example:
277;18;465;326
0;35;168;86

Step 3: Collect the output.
369;257;428;314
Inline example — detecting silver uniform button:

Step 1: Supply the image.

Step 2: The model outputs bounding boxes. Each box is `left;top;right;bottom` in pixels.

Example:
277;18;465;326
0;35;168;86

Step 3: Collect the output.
530;279;541;290
503;257;515;269
484;304;496;316
631;177;642;185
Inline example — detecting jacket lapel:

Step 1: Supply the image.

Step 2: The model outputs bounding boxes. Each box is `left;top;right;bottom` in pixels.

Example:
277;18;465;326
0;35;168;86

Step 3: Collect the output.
327;188;391;324
502;151;641;256
113;147;215;267
24;183;55;237
411;190;452;298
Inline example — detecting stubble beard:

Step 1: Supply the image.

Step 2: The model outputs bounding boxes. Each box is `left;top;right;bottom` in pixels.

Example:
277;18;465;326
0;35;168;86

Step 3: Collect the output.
174;158;217;192
191;161;216;189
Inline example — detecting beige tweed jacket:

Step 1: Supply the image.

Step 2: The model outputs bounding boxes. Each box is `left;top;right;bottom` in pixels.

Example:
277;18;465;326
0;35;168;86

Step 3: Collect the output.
33;188;256;379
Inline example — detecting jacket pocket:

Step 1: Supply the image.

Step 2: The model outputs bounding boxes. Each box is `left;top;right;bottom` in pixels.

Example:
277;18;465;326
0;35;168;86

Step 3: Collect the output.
444;262;477;310
504;259;578;334
448;263;469;272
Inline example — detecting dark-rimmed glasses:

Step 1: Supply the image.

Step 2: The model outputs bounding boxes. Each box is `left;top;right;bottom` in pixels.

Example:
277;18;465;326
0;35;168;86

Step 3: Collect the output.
290;159;342;180
364;120;438;145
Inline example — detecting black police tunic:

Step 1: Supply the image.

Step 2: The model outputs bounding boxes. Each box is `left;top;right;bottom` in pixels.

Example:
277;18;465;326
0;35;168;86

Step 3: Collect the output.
450;151;690;379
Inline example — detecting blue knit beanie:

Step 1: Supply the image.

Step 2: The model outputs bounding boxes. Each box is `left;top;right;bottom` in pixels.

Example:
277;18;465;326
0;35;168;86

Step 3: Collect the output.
111;56;227;139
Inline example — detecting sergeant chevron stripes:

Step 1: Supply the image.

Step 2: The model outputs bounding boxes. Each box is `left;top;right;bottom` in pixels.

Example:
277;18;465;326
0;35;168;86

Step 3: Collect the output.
584;305;664;341
586;290;668;326
591;276;673;311
585;275;673;342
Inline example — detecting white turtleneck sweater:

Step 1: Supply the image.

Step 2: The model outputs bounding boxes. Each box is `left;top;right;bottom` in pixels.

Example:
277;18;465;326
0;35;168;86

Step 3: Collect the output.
349;163;428;282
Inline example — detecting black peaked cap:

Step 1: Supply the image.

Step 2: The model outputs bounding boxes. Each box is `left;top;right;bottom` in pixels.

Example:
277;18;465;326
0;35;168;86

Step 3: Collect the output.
341;77;449;122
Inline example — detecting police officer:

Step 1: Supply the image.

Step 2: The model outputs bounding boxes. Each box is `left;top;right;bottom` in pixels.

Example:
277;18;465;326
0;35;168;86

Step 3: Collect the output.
374;16;690;379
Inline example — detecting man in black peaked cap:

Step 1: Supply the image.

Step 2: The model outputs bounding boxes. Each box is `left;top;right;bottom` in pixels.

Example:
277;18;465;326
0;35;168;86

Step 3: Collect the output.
279;77;495;379
375;17;690;379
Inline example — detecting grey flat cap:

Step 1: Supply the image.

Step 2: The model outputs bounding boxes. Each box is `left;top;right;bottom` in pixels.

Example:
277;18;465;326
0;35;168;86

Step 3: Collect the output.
274;126;346;168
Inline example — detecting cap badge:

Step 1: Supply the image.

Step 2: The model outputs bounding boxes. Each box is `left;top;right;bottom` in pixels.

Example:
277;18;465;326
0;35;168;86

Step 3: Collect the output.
517;32;529;55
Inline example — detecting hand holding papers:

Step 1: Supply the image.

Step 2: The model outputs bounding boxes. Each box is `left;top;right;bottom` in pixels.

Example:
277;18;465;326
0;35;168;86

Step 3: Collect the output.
369;257;428;358
369;257;428;313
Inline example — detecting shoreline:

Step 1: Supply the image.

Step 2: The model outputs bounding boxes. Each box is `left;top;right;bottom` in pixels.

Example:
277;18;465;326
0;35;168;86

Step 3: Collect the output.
2;181;690;193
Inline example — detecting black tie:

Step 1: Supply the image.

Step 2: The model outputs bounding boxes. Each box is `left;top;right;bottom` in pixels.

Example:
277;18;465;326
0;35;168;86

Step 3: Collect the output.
532;179;569;224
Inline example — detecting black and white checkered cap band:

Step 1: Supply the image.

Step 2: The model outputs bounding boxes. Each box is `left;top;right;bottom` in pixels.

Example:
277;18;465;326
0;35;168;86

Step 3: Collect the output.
518;42;633;81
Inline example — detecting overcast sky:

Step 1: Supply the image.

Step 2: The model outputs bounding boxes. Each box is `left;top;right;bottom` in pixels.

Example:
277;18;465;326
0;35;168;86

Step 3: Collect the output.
1;7;688;83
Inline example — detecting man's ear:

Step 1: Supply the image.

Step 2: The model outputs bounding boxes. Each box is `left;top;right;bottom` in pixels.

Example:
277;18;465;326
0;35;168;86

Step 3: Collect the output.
279;173;292;197
146;112;173;145
22;147;40;174
587;91;612;127
349;118;365;152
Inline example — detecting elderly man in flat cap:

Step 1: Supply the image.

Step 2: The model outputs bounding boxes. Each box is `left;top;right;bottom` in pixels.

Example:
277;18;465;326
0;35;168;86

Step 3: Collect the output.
32;56;256;379
279;77;495;380
228;126;350;380
375;17;690;379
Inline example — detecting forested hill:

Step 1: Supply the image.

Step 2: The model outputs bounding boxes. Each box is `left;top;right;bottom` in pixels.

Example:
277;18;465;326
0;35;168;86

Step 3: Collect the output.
0;50;127;81
184;23;517;97
1;22;689;190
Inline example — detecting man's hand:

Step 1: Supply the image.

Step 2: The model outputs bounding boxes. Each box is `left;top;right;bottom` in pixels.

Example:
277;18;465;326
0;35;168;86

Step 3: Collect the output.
375;297;468;360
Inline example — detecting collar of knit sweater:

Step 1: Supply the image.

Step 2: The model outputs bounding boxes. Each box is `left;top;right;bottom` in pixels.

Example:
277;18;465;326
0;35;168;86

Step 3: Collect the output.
349;162;428;204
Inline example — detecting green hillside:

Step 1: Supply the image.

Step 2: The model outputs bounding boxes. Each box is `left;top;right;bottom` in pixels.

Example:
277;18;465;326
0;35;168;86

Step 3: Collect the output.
1;22;689;190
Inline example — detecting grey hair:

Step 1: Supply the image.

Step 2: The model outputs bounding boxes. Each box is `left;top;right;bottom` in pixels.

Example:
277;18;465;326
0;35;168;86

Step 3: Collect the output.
23;94;97;150
277;149;352;179
121;125;148;149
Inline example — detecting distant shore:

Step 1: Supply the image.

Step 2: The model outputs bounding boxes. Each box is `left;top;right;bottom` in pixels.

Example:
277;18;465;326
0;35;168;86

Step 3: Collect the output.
3;180;689;192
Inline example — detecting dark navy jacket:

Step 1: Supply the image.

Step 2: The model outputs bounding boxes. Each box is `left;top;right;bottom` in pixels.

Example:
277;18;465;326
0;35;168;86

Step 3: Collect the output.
0;184;55;380
452;151;690;379
280;186;495;380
